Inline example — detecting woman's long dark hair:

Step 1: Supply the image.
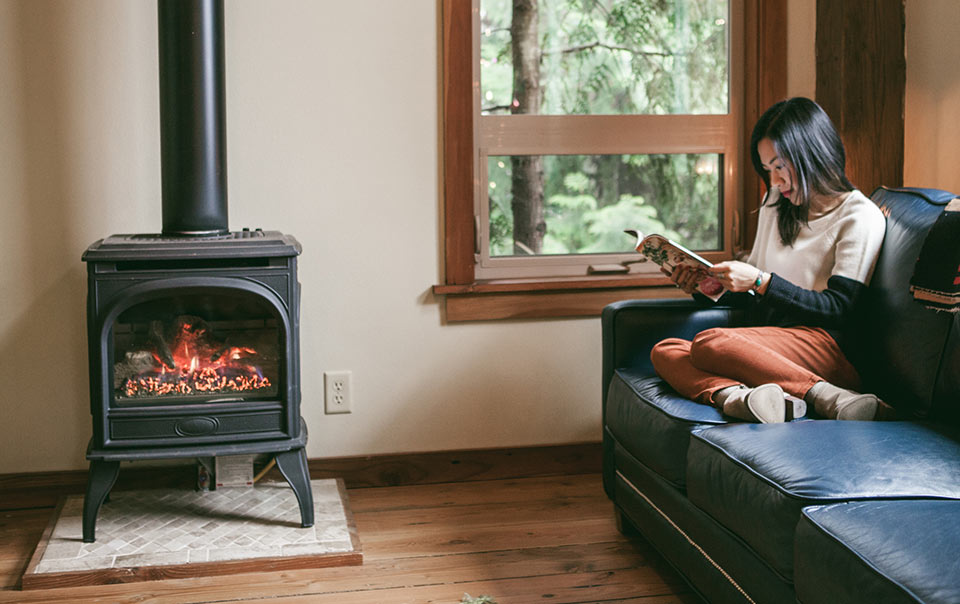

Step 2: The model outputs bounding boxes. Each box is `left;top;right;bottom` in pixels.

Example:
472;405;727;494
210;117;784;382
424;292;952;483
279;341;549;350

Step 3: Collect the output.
750;97;854;246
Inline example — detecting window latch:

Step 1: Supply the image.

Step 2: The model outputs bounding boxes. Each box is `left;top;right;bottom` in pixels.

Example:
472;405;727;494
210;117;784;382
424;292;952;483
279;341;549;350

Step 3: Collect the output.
587;264;631;274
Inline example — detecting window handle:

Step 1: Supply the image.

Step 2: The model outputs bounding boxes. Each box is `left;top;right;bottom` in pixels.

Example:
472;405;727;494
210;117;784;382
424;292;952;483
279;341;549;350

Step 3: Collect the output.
587;264;631;274
587;258;647;274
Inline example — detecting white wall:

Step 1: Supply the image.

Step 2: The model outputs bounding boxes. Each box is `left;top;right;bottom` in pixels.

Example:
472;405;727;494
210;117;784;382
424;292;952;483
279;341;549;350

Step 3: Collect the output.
0;0;602;473
904;0;960;193
787;0;816;99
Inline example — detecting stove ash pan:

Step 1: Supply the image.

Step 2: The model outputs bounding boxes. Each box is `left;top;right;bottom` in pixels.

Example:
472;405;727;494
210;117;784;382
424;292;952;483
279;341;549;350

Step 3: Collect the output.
83;231;304;451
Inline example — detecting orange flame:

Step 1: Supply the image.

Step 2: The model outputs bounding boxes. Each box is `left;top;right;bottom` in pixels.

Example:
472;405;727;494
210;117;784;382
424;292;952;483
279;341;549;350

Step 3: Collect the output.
122;319;272;398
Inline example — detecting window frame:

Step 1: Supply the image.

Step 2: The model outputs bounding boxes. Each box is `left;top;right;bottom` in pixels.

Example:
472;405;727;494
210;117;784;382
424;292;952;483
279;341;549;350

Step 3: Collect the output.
436;0;786;321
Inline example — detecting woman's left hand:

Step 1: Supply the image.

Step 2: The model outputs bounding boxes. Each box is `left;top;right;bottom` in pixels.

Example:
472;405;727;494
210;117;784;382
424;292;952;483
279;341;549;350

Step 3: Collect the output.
709;261;765;293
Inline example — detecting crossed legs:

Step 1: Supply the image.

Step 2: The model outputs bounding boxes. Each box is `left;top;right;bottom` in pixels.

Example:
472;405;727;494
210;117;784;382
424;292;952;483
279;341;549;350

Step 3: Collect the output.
650;326;861;408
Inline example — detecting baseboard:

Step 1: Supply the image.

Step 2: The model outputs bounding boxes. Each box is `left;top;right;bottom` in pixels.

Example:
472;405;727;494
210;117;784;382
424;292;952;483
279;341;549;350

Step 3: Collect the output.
0;442;601;510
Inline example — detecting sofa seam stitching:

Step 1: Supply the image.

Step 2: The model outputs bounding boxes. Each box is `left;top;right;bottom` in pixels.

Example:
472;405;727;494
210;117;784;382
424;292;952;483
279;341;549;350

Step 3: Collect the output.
616;469;757;604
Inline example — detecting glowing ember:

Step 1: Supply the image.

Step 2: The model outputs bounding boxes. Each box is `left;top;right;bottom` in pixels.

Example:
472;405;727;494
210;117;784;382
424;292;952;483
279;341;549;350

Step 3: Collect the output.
120;316;273;398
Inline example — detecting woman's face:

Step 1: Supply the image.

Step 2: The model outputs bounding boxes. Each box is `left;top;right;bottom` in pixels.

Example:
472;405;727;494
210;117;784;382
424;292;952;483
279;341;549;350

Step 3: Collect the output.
757;138;798;201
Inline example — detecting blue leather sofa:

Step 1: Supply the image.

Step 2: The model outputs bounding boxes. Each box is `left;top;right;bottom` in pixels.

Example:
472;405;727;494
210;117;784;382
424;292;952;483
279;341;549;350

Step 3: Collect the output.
601;187;960;604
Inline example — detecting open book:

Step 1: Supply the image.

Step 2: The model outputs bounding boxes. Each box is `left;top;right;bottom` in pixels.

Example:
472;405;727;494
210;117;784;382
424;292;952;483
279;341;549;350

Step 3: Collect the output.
625;230;728;301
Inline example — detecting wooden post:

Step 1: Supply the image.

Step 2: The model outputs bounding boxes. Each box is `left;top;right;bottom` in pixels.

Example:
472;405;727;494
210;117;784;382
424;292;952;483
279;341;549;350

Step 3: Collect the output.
742;0;787;250
816;0;905;195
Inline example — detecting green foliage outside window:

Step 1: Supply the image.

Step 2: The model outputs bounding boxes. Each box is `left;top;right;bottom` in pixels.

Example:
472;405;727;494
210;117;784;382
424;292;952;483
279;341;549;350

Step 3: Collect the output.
481;0;728;258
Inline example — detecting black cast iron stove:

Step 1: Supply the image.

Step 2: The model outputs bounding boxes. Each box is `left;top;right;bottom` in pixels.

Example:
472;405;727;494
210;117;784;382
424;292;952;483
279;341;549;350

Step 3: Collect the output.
80;0;313;542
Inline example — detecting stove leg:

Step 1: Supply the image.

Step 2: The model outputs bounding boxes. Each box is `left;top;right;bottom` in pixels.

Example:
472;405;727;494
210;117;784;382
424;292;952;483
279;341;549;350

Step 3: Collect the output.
82;460;120;543
274;448;314;528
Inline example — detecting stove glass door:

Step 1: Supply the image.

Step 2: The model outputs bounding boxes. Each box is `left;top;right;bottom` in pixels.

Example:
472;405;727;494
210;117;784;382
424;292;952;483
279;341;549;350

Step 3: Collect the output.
112;290;281;405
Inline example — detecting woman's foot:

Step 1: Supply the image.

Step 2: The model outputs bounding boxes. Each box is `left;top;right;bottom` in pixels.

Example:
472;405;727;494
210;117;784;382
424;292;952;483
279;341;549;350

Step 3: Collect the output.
717;384;790;423
804;381;878;420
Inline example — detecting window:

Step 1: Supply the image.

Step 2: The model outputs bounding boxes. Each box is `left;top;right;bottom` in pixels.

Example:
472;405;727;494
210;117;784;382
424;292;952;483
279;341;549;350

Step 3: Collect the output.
438;0;785;320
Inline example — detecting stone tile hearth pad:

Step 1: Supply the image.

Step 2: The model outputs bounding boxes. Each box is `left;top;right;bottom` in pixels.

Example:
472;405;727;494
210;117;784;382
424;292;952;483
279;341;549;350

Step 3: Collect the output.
21;478;361;589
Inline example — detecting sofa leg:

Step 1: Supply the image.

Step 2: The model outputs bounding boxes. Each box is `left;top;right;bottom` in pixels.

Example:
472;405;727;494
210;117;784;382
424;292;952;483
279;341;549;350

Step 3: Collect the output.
616;507;642;538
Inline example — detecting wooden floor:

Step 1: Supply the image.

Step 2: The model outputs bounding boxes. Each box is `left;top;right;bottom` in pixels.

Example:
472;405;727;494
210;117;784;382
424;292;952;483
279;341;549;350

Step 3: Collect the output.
0;473;700;603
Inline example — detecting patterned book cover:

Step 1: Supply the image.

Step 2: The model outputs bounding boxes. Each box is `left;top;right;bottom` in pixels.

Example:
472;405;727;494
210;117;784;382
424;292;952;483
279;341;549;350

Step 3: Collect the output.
626;230;727;301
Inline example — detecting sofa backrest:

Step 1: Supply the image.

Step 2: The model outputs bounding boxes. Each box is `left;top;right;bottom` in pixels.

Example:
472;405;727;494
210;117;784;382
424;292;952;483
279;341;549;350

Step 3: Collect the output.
852;187;958;422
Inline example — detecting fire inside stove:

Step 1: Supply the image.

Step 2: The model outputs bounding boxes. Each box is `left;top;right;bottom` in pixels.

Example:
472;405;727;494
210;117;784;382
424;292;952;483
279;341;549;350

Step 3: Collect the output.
121;315;271;397
113;298;281;403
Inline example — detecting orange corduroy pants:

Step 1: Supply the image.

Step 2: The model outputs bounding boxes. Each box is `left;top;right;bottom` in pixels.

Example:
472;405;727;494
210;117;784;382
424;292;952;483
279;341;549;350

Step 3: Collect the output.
650;326;861;408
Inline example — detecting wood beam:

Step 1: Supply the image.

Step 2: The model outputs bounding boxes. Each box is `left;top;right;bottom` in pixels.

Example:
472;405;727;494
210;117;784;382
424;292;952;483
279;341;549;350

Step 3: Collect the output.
742;0;788;250
816;0;905;195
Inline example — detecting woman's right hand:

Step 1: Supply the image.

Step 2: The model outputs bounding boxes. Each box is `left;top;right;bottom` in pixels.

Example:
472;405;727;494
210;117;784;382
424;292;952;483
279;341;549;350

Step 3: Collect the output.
662;264;699;295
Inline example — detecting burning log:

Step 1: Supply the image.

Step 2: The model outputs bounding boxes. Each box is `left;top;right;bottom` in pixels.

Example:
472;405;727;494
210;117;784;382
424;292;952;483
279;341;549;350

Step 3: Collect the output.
149;319;176;369
115;314;273;399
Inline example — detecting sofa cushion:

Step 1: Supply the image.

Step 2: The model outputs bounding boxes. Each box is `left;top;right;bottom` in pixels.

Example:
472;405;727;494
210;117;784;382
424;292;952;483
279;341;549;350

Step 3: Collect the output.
606;370;726;489
795;500;960;604
686;420;960;581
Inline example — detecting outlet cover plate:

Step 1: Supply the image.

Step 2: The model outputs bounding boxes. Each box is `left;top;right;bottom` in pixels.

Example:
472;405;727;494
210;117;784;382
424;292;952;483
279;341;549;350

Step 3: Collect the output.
324;370;352;414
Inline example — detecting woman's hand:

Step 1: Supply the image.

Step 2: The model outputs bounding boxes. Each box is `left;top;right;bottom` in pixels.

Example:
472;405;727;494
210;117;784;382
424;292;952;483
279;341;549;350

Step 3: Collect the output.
709;261;767;293
662;264;701;295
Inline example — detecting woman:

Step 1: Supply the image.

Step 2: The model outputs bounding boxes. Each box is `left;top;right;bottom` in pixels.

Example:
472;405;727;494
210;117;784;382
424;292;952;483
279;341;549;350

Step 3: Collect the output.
651;97;889;423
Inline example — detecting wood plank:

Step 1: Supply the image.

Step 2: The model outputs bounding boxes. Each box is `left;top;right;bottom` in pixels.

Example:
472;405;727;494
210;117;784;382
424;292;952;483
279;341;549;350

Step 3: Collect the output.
0;511;51;562
359;515;619;562
347;474;603;513
1;542;688;604
353;476;618;561
0;558;32;591
434;274;674;294
307;443;602;489
444;287;682;321
354;488;610;536
251;568;700;604
18;498;64;590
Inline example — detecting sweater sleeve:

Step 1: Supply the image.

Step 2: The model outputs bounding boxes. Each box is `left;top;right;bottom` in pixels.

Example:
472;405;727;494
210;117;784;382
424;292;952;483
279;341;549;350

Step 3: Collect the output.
758;273;866;329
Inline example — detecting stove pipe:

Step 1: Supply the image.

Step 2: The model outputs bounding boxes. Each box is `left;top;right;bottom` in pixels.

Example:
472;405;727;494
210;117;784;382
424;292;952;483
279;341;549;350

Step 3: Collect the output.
158;0;228;236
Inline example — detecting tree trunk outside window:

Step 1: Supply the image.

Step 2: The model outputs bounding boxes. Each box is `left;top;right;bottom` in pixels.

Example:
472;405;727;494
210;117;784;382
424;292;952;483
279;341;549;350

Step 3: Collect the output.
510;0;545;255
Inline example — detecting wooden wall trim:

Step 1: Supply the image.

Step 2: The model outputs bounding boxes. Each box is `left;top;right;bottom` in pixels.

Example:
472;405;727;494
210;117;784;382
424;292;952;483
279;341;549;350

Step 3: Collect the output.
816;0;905;194
0;443;602;511
742;0;787;250
441;1;788;287
444;286;681;321
441;0;475;285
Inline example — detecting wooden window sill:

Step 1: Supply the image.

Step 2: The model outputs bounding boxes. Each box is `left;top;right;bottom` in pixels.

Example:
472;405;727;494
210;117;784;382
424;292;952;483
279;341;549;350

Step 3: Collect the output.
432;276;684;321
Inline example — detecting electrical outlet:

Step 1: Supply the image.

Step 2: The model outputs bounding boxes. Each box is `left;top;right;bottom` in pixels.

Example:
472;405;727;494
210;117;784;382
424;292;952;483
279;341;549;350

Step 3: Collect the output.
324;370;352;414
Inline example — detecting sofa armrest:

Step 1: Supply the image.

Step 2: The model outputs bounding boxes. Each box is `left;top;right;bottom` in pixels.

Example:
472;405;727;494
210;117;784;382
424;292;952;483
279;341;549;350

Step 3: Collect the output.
601;298;745;410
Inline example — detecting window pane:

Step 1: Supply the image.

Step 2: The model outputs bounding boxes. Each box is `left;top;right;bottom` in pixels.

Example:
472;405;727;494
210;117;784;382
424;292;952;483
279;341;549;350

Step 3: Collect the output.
487;153;721;257
480;0;729;116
